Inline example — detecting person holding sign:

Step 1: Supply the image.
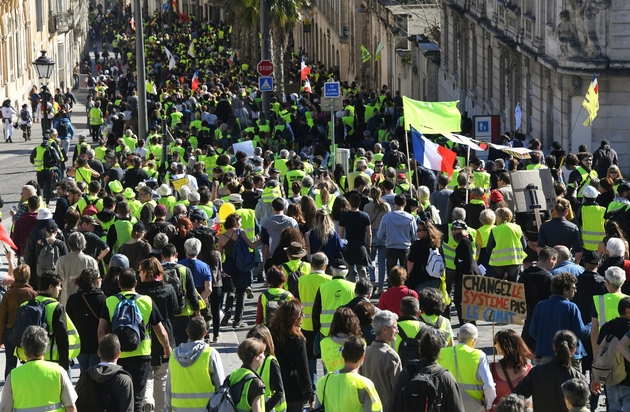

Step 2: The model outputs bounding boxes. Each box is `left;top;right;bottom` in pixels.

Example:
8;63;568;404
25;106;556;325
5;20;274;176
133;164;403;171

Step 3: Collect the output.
452;220;482;325
486;208;527;282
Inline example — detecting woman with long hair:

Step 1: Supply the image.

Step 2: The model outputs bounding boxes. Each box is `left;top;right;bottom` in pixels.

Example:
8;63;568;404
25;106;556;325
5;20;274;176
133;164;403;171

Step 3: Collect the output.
407;220;443;291
170;216;195;259
136;257;178;412
305;209;343;263
320;307;363;373
354;301;377;346
599;220;630;259
66;268;107;374
490;329;534;410
300;196;317;231
513;330;584;412
287;203;308;235
607;165;625;188
0;263;37;378
247;325;286;412
269;300;315;412
364;186;391;294
314;181;337;213
333;164;347;194
330;195;350;233
117;221;152;271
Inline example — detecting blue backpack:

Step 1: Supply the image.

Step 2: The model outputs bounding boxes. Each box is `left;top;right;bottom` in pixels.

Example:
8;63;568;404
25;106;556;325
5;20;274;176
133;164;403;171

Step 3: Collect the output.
232;229;256;272
111;294;146;352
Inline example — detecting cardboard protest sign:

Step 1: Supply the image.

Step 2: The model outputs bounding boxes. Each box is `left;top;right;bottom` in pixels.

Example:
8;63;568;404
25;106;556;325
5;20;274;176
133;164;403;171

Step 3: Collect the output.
233;141;255;158
510;169;556;213
171;177;190;192
461;275;527;325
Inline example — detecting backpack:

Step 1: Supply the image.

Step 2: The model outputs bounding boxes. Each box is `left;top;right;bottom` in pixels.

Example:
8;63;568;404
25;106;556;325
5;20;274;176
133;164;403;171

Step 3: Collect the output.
43;144;60;168
56;120;69;137
420;316;448;347
232;229;256;272
111;294;146;352
37;240;61;274
262;290;290;325
82;197;99;216
401;364;447;412
605;206;630;238
592;334;627;385
163;263;186;313
283;262;303;297
426;248;445;279
75;371;121;412
21;109;29;122
398;324;430;366
87;77;95;87
12;298;55;352
208;374;258;412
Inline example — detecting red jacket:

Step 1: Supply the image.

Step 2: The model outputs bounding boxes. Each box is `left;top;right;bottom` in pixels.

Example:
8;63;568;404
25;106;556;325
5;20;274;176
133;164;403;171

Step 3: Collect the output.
11;212;38;257
378;286;418;317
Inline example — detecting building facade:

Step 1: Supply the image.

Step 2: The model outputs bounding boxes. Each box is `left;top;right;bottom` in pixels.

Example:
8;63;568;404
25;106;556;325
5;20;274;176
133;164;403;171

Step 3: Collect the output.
440;0;630;165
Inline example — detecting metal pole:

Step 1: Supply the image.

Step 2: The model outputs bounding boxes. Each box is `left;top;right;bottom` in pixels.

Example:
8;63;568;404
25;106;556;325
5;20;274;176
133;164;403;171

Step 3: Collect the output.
260;0;270;119
135;0;148;142
331;100;335;168
42;85;49;139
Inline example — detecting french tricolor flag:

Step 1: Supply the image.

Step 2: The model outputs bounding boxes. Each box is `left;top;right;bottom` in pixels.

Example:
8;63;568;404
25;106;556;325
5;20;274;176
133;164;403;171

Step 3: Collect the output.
300;59;310;81
304;78;312;94
191;70;200;91
411;126;457;175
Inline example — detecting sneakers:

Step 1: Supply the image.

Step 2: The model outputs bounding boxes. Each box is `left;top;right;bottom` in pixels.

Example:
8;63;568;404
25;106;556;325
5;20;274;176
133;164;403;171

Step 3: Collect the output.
246;287;254;299
233;321;248;329
221;310;232;327
213;333;223;343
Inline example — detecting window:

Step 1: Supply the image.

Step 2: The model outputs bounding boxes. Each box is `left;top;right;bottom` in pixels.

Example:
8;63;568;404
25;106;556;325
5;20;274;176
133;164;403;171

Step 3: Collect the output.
471;36;477;89
36;0;43;31
487;45;493;98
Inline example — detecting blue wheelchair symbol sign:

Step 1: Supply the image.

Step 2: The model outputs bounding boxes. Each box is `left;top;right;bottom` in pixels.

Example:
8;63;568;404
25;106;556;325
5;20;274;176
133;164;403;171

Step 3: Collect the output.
259;77;273;92
477;121;489;133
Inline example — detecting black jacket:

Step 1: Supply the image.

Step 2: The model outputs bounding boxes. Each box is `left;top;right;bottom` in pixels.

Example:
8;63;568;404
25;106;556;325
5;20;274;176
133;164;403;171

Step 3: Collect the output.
66;287;107;354
573;270;607;325
518;265;553;352
388;360;465;412
136;281;178;365
272;334;314;404
75;364;134;412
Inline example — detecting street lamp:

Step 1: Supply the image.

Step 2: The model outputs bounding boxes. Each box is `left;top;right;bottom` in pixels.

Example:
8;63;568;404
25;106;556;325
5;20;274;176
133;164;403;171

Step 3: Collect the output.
32;50;55;140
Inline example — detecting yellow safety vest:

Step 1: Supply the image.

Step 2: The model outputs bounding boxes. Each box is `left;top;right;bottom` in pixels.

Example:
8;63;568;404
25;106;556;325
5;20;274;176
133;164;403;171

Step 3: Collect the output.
395;319;422;352
582;204;606;251
75;166;93;184
169;345;215;410
159;196;177;215
320;337;345;372
443;224;458;270
229;368;263;412
298;272;332;331
113;218;135;249
235;209;256;243
95;146;108;162
319;278;355;336
437;344;485;403
489;222;526;266
11;360;65;412
261;288;292;325
285;170;306;186
476;224;494;249
573;166;598;198
106;292;153;358
472;170;490;190
89;107;103;125
594;292;628;331
34;145;51;172
16;296;81;362
257;355;287;412
316;372;382;412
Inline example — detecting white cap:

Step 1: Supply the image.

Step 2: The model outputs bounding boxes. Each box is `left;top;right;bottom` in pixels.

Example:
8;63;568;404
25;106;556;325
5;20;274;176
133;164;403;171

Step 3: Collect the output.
583;185;599;199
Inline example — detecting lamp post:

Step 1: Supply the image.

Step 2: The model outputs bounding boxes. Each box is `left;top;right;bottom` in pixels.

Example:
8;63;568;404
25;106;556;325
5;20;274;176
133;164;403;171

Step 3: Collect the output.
32;51;55;140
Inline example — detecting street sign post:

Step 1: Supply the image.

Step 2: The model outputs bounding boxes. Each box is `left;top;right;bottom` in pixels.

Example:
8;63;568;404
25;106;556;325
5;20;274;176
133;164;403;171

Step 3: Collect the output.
323;82;341;166
257;60;274;77
259;76;273;92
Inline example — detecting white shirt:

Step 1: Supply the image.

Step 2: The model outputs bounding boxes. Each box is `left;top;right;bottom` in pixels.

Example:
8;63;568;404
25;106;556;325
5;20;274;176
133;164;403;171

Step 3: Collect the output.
1;106;16;119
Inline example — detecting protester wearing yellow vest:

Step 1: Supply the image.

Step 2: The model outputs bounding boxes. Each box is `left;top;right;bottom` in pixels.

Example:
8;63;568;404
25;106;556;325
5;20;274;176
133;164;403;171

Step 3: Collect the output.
68;156;100;184
98;269;172;412
166;317;225;412
437;323;496;411
580;186;606;251
228;338;267;412
591;266;628;353
15;272;81;370
315;335;382;412
3;325;78;412
475;209;496;268
256;266;293;326
88;101;103;142
313;260;355;337
486;208;526;282
567;154;598;201
137;186;157;226
107;202;138;253
247;325;288;412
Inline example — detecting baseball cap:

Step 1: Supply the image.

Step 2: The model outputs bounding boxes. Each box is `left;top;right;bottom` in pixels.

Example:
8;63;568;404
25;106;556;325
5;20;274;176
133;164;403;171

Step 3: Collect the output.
269;168;280;175
397;173;406;180
45;221;58;233
109;254;129;269
581;250;601;266
582;185;598;199
80;215;96;225
37;208;53;221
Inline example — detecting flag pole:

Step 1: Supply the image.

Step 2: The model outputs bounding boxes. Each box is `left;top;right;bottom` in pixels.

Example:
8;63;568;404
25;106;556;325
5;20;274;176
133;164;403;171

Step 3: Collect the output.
405;131;418;198
465;145;471;202
569;105;585;141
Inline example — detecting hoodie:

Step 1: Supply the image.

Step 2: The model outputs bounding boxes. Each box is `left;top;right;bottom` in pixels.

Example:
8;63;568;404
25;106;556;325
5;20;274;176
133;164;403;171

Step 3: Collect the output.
165;341;226;411
377;210;417;249
75;364;133;412
261;214;298;255
518;265;553;352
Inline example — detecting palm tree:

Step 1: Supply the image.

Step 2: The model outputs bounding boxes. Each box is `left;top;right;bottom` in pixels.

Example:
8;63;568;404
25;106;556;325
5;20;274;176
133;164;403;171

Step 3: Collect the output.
226;0;261;65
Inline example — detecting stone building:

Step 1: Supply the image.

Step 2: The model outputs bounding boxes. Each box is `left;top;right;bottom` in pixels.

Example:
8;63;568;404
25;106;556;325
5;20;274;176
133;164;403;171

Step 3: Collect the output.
0;0;87;107
439;0;630;167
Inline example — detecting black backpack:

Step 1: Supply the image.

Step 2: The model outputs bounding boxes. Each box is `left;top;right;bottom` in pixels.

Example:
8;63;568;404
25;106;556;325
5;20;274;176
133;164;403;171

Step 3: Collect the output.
262;290;290;325
398;324;430;366
56;121;69;137
283;262;303;297
43;144;60;168
13;298;55;353
401;364;447;412
21;110;29;121
606;206;630;238
164;264;186;314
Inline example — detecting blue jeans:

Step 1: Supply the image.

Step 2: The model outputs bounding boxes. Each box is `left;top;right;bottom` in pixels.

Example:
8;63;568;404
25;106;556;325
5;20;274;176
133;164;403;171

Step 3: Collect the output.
607;384;630;411
3;328;17;378
369;244;387;289
77;353;100;375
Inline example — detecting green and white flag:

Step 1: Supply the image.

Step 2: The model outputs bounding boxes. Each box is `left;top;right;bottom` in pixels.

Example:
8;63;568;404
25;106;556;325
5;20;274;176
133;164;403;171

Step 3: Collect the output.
374;42;384;62
361;45;372;63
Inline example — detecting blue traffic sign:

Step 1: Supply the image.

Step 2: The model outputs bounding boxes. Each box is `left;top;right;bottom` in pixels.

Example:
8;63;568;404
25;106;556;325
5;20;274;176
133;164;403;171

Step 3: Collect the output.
259;76;273;92
323;82;340;99
162;3;169;10
477;121;489;133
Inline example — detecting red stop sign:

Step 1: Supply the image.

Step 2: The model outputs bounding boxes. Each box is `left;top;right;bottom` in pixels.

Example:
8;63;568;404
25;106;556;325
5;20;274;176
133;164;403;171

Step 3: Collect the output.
257;60;274;76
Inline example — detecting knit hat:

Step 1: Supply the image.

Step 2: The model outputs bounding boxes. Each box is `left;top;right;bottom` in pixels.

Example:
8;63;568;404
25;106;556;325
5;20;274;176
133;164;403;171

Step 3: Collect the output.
490;190;504;203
